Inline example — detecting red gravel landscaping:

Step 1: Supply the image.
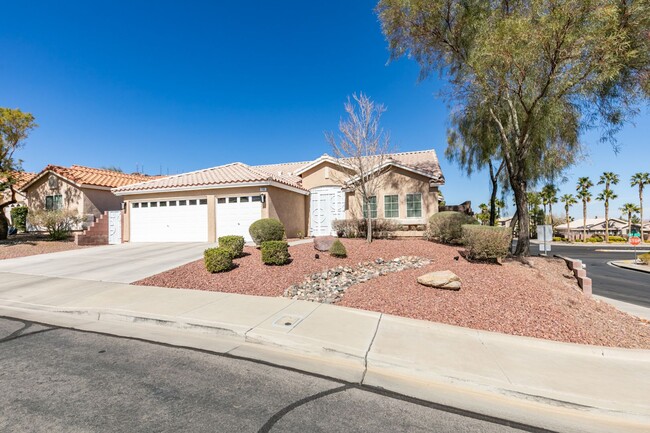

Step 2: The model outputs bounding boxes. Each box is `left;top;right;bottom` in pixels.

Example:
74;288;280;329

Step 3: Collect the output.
134;239;650;349
0;234;85;260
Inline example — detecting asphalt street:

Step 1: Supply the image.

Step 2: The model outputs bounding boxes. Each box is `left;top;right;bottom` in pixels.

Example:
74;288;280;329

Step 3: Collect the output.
531;244;650;308
0;317;551;433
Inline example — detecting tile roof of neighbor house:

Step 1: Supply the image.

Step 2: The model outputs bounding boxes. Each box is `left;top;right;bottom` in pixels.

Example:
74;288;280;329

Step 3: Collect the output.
556;217;628;230
21;165;163;191
113;149;445;194
1;171;38;189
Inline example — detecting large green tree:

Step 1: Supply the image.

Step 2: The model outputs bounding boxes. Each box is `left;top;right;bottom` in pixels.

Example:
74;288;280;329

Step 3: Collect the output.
620;202;640;237
630;172;650;242
560;194;577;240
540;184;558;226
377;0;650;256
0;108;37;240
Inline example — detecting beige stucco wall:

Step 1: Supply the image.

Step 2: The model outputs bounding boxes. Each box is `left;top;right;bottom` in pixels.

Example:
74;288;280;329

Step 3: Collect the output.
300;162;349;190
26;174;85;216
345;167;439;223
267;186;307;238
82;187;123;216
1;189;27;225
121;186;307;242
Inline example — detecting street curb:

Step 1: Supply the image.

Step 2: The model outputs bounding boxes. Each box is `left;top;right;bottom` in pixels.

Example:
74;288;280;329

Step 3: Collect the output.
609;260;650;275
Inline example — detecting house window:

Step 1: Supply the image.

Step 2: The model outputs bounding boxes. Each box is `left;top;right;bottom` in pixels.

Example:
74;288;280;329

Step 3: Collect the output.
228;197;237;203
406;193;422;218
363;196;377;219
240;196;249;203
179;200;187;206
159;201;167;207
169;201;177;206
45;195;62;211
199;199;207;205
141;202;149;208
132;203;139;209
384;195;399;218
150;202;158;207
251;196;262;202
189;199;197;205
217;198;226;204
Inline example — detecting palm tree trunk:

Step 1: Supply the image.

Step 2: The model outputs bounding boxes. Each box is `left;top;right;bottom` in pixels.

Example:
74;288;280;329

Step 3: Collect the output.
566;207;570;240
605;202;609;243
628;212;632;237
583;201;587;241
641;190;645;244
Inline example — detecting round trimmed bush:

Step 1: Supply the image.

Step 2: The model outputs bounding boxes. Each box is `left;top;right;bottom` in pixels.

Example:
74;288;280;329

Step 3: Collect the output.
261;240;291;265
218;235;245;258
249;218;285;246
426;211;478;244
329;239;347;258
204;247;233;273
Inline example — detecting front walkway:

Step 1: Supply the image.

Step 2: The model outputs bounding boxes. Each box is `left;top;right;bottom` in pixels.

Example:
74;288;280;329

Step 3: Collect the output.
0;271;648;433
0;242;215;283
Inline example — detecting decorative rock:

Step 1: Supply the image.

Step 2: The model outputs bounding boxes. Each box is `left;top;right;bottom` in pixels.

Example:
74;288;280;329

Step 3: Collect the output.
284;255;431;303
417;270;462;291
314;236;336;252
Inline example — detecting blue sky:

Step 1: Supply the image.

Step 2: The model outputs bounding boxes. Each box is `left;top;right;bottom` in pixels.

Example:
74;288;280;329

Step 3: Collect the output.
2;1;648;220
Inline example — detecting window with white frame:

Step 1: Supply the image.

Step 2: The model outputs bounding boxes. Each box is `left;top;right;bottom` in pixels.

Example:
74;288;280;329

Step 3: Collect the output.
363;196;377;219
384;195;399;218
406;193;422;218
45;195;62;211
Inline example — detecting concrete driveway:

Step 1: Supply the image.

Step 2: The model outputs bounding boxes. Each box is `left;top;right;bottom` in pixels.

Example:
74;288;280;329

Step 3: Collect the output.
0;242;214;283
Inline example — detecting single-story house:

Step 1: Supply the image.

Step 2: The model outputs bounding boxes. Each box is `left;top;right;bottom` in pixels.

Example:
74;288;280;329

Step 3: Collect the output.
112;149;445;243
556;217;629;239
20;165;160;229
1;171;37;225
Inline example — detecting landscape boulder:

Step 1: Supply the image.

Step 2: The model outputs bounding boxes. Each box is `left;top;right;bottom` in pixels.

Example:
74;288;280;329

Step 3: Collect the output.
314;236;336;252
417;270;462;290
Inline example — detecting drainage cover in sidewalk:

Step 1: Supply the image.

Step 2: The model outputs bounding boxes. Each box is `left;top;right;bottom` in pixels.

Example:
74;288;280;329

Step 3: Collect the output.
272;315;303;329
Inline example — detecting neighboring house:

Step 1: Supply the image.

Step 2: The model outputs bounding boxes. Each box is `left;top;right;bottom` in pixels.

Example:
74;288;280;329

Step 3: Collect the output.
20;165;160;229
497;216;514;227
1;171;37;225
113;149;445;243
556;217;629;239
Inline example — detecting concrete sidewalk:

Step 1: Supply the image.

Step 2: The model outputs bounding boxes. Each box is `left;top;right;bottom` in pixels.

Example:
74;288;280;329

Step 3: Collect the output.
0;271;649;433
611;260;650;274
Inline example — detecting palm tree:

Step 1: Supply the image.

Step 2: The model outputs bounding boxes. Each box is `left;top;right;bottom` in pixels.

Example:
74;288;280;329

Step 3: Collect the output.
598;172;619;243
561;194;577;240
620;203;641;237
541;184;558;226
576;177;593;242
630;172;650;243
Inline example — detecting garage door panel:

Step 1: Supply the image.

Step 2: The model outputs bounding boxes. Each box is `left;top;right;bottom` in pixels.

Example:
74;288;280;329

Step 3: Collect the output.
130;201;208;242
216;197;262;242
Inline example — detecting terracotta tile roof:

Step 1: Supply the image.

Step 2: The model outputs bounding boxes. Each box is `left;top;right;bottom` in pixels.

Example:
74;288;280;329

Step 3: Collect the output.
1;171;37;189
113;149;444;194
22;165;163;190
113;162;305;193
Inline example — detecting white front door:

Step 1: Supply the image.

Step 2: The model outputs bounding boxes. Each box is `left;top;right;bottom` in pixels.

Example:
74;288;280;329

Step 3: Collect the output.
216;195;263;242
108;211;122;244
310;187;345;236
130;198;208;242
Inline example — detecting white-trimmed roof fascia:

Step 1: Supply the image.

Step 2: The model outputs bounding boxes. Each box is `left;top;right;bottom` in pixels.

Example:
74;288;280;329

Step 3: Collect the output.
113;180;309;197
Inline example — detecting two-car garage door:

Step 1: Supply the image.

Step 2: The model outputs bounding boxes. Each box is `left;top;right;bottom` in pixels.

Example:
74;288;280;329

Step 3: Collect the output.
130;198;209;242
129;195;263;243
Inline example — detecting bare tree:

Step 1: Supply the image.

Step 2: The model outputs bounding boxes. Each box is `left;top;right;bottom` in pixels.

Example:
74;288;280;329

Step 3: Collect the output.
326;93;391;243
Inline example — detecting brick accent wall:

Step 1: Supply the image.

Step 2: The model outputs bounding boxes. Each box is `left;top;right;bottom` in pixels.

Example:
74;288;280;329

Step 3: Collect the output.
75;212;109;246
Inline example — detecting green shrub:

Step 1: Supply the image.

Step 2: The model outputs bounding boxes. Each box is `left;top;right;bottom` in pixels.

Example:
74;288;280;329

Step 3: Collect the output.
426;211;479;244
261;240;291;265
218;235;245;258
10;206;28;232
639;253;650;265
586;235;603;243
332;218;399;239
27;209;82;240
329;239;347;258
608;236;626;242
461;225;512;261
204;247;233;273
249;218;285;246
552;236;565;242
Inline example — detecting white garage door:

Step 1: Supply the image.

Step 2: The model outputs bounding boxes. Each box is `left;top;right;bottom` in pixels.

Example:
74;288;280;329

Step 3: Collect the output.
130;198;208;242
216;195;263;242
